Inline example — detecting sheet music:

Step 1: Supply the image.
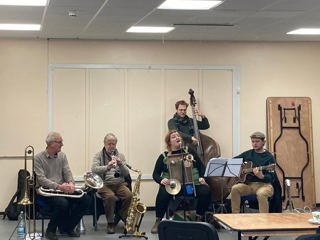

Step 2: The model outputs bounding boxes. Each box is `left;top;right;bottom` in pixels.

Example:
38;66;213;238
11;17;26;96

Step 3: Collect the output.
224;158;243;177
204;157;243;177
204;158;226;177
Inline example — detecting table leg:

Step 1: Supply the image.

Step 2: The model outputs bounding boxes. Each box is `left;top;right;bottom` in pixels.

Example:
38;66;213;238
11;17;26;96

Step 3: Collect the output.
238;231;241;240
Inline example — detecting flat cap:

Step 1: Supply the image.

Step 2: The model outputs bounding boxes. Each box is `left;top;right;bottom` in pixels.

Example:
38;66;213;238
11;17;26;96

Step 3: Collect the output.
250;131;265;139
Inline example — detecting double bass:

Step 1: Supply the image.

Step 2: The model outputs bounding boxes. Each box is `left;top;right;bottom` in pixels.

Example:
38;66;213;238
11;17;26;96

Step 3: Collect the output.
188;89;233;203
188;89;220;165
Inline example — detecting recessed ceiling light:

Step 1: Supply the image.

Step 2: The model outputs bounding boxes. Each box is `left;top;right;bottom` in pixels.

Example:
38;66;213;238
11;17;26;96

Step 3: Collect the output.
0;24;41;31
158;0;223;10
0;0;47;6
68;10;78;17
127;26;175;33
287;28;320;35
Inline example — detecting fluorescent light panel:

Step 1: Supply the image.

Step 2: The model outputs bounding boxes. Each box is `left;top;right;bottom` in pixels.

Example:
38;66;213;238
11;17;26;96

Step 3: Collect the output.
0;0;47;6
127;26;174;33
158;0;223;10
0;24;41;31
287;28;320;35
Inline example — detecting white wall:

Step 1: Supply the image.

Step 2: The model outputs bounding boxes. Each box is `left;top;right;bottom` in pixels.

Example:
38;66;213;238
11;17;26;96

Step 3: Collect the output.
1;39;320;211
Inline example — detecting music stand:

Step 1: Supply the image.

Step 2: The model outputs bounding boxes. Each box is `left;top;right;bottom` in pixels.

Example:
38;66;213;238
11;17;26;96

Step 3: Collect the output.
205;158;242;213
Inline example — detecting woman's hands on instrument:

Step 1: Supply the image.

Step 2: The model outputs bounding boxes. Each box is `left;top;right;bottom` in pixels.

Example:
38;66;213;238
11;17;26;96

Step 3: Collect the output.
160;178;170;185
162;177;206;185
199;177;206;185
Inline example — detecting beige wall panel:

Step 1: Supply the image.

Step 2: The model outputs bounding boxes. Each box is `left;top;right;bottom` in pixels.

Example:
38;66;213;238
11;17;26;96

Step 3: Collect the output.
164;70;199;123
0;40;48;155
127;69;163;176
163;69;233;157
52;69;86;175
88;69;126;164
47;65;251;209
202;70;233;157
0;39;48;211
138;181;159;207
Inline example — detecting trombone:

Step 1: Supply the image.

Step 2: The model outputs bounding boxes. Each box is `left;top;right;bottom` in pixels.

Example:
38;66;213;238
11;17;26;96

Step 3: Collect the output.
17;145;40;240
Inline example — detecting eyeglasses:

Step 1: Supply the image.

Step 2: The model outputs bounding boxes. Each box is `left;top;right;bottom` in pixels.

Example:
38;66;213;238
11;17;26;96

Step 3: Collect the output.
54;141;63;144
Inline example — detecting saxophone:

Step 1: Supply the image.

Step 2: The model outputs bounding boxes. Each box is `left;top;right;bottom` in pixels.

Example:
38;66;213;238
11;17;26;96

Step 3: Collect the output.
124;165;147;235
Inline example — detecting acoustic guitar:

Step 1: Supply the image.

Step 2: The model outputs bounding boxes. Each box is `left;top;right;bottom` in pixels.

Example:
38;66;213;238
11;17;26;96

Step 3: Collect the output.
238;161;276;183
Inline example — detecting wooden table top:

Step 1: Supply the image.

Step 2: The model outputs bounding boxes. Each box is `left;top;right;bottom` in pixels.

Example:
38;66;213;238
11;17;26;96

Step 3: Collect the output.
213;213;319;232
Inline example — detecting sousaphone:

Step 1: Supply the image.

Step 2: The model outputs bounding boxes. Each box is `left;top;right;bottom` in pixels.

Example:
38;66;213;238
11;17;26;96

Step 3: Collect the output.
83;172;103;189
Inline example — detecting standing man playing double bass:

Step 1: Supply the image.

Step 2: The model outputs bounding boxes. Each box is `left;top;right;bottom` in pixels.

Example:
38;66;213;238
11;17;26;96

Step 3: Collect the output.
168;100;210;149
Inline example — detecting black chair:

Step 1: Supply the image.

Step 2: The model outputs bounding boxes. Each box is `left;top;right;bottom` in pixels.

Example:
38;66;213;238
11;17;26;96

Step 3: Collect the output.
93;174;132;230
240;173;282;213
240;194;273;212
296;234;320;240
92;191;125;230
35;196;53;237
166;196;197;220
158;219;219;240
36;190;94;235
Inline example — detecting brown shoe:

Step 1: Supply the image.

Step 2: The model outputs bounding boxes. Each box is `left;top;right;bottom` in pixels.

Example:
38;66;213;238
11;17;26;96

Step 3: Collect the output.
151;218;161;234
107;223;115;234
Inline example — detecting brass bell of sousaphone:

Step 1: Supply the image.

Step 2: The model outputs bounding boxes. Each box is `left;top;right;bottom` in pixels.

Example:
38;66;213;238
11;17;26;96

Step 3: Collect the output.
83;172;103;189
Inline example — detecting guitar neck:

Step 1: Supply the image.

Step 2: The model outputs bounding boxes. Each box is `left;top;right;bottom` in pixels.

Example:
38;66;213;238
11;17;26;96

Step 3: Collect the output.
243;165;270;174
239;163;274;183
